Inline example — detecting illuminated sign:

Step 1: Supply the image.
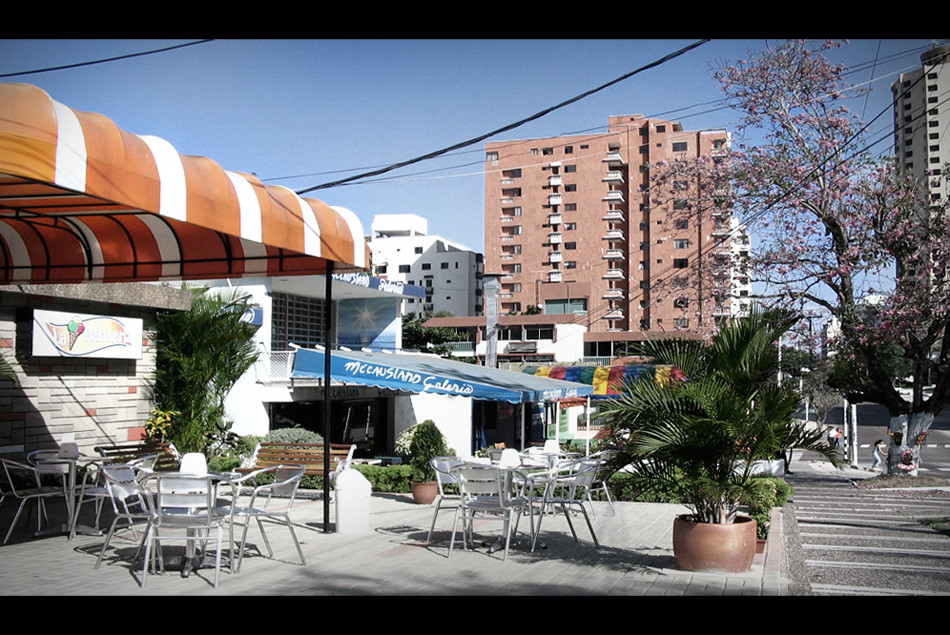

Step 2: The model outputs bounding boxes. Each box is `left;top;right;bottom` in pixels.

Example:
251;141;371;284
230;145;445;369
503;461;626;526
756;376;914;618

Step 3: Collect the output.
32;310;144;359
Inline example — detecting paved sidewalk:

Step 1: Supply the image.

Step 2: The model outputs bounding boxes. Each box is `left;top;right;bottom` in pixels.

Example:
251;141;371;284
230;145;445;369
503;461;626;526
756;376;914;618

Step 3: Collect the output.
0;478;787;596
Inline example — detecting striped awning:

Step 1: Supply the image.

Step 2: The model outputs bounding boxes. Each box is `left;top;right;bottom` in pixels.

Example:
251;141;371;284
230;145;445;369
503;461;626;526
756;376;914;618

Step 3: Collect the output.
0;82;369;285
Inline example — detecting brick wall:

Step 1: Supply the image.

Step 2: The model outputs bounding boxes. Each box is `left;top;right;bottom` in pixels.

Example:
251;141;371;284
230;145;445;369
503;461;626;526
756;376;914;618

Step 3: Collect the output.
0;287;177;459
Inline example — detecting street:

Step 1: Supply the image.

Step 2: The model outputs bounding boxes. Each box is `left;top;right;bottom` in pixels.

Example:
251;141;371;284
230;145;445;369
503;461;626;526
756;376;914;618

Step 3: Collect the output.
822;403;950;475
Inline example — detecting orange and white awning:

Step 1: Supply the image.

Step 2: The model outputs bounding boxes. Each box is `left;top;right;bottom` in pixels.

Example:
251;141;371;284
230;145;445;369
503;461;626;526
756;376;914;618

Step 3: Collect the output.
0;82;368;284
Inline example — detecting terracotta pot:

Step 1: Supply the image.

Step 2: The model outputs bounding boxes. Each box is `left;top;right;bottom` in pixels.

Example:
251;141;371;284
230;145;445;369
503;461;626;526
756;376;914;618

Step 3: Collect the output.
672;514;757;573
410;481;439;505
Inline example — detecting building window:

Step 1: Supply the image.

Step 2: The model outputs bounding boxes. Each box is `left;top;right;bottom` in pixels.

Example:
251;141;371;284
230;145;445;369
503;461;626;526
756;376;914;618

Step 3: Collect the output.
675;219;689;229
542;147;554;155
673;239;690;249
399;264;411;273
414;246;423;253
421;263;431;270
271;292;325;350
673;142;688;152
565;146;573;154
564;203;577;211
441;262;449;269
486;151;498;162
565;184;577;192
673;258;689;269
564;222;576;231
565;164;576;172
674;297;689;308
674;318;690;328
564;242;577;250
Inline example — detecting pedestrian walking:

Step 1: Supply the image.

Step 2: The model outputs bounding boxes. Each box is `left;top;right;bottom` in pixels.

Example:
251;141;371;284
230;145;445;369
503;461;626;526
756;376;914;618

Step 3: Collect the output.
871;439;887;471
827;426;837;448
835;427;843;449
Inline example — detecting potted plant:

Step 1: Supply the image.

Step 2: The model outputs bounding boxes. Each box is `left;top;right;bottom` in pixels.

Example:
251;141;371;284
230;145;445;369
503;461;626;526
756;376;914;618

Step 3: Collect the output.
408;419;449;504
603;307;840;572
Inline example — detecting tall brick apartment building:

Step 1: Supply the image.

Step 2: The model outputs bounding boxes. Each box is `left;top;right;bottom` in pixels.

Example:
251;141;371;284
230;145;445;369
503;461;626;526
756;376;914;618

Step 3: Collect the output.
483;114;750;358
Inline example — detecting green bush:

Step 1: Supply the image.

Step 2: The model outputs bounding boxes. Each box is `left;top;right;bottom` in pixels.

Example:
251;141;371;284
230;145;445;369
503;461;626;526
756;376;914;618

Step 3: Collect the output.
353;464;413;493
265;426;324;445
743;477;793;539
407;420;449;482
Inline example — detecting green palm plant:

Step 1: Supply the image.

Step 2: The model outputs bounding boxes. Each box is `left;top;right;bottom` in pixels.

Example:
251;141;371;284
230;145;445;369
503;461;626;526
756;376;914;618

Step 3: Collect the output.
150;285;259;455
603;306;840;524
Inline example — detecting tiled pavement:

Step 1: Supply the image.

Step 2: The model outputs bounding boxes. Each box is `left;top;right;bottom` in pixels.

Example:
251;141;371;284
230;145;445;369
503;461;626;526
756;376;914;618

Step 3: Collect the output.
0;478;788;596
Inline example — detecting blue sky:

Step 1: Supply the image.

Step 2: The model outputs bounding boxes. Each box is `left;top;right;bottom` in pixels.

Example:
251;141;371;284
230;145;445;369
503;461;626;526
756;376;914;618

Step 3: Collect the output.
0;39;944;252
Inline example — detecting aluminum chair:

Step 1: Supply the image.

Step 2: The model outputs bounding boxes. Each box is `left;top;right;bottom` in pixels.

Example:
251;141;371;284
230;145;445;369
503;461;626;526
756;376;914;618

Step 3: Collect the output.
530;458;600;552
179;453;208;475
92;464;154;566
584;450;617;517
0;458;69;544
448;463;530;561
229;464;306;573
426;456;465;542
138;472;235;588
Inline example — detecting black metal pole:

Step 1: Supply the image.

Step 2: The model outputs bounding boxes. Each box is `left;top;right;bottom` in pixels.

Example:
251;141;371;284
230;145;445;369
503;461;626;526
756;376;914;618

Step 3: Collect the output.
322;262;334;532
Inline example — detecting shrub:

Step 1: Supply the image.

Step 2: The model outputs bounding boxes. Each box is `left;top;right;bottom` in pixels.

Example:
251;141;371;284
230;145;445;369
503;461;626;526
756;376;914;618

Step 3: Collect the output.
408;420;449;482
265;426;324;445
353;464;413;493
742;477;793;539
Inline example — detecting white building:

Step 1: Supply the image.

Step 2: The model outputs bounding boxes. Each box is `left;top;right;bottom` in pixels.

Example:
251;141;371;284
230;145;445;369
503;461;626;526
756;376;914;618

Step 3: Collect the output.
893;44;950;195
369;214;484;317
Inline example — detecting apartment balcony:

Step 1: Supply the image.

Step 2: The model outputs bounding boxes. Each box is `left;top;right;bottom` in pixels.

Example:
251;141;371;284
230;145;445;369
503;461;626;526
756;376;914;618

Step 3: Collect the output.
603;170;625;183
548;232;563;244
548;213;562;225
603;268;625;279
549;175;563;187
603;288;625;299
603;191;625;203
603;150;626;165
603;210;625;222
549;270;562;282
603;229;625;241
603;249;625;260
548;194;563;207
548;251;563;263
603;309;625;320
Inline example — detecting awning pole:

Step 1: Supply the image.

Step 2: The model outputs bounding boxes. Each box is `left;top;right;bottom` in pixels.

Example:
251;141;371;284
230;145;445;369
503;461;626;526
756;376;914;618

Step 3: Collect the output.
322;263;334;533
585;396;591;455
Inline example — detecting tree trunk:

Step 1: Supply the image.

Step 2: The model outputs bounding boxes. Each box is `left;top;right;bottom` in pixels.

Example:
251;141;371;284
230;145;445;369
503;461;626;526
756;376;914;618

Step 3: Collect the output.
886;411;934;476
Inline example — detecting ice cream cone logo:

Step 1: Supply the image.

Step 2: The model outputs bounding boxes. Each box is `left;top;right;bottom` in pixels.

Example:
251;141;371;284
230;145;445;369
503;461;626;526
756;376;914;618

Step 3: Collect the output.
67;316;85;350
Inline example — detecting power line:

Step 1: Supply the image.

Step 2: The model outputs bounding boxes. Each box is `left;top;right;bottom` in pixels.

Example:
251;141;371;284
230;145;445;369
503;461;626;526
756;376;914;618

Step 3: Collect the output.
0;40;215;78
295;40;711;196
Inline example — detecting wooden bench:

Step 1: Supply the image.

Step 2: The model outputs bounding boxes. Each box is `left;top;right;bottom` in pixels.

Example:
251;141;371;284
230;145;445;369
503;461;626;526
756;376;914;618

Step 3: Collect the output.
94;440;181;472
237;442;356;478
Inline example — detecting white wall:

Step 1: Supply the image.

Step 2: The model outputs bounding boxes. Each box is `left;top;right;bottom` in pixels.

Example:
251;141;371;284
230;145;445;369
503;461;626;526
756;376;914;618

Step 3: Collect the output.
393;393;474;459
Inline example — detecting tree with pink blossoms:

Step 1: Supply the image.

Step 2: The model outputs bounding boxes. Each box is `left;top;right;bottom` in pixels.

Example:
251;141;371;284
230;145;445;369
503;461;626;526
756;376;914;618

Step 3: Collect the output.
666;40;950;476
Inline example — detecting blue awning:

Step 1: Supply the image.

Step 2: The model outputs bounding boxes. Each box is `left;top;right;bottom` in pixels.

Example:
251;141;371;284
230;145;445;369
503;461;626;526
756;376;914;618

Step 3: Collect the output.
291;347;594;403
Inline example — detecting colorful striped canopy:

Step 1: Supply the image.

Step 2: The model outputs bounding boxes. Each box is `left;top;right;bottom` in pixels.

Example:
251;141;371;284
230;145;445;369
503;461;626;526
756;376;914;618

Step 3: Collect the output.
523;364;686;399
0;82;368;284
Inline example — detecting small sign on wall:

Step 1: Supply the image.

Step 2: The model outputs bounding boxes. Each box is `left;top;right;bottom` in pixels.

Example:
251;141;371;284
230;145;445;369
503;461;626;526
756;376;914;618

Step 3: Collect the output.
32;309;143;359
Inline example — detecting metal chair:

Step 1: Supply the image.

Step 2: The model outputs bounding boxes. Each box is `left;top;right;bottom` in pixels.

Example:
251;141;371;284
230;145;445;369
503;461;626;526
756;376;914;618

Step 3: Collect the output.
529;458;600;552
584;450;617;517
229;464;306;573
448;463;530;561
138;472;235;588
0;458;69;544
91;464;153;560
426;456;465;542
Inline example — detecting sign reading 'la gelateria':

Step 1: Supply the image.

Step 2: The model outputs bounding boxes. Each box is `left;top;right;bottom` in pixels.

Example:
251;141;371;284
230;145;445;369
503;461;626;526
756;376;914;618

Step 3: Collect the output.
32;309;143;359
